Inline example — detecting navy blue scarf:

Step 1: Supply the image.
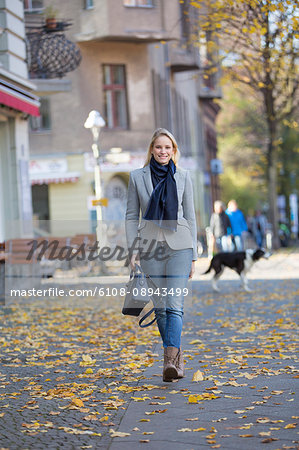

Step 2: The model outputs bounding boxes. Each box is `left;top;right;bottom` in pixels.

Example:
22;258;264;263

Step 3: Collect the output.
143;156;178;231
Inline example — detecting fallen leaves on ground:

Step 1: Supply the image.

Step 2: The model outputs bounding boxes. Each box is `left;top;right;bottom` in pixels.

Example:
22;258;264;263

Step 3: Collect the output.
192;369;204;382
0;300;159;442
1;252;298;446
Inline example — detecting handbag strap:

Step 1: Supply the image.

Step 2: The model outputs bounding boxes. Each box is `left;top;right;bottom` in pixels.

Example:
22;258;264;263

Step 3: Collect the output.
129;265;156;328
139;308;156;328
130;263;143;279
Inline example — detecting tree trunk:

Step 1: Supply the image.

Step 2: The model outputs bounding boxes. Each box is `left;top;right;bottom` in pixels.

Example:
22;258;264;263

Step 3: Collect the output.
263;10;280;249
267;130;280;249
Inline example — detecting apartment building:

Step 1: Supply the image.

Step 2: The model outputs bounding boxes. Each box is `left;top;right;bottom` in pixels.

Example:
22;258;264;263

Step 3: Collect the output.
26;0;221;236
0;0;39;241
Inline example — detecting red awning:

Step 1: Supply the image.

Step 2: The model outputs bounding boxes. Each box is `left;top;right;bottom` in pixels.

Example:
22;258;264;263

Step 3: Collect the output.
0;83;40;117
30;171;81;185
31;176;79;185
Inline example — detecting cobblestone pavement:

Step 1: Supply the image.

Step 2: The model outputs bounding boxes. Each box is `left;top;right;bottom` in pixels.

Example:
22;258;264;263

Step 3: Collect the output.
0;250;298;449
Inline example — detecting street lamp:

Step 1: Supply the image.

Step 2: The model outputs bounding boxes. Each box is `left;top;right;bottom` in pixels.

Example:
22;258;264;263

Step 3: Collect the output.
84;110;106;242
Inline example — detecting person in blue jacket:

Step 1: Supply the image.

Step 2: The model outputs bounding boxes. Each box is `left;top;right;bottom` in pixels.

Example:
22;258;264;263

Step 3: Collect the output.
226;199;248;251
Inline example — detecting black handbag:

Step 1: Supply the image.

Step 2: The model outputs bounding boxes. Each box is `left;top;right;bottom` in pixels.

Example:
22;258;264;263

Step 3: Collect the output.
122;264;156;327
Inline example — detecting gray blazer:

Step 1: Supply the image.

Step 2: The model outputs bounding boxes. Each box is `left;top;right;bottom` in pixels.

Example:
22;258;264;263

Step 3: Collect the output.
125;164;198;260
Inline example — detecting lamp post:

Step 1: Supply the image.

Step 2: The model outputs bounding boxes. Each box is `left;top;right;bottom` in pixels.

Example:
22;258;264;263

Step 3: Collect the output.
84;110;106;242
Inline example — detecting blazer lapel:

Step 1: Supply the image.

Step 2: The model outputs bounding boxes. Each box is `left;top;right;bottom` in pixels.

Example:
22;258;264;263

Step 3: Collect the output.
174;169;183;190
143;165;153;197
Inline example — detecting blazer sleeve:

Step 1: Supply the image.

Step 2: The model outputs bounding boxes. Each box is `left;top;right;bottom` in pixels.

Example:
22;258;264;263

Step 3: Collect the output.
182;171;198;260
125;171;140;254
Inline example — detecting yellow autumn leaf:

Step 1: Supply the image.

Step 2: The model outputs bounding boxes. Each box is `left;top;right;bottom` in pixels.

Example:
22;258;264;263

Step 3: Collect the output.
192;370;204;382
127;362;139;368
99;416;109;422
65;350;73;355
85;368;93;374
71;398;84;408
109;429;131;437
188;395;199;403
243;373;256;379
80;389;93;396
284;423;297;429
131;397;151;402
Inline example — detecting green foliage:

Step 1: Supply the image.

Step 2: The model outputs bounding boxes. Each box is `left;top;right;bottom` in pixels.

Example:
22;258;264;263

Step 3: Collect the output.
217;84;267;215
192;0;299;243
220;169;266;216
216;84;298;218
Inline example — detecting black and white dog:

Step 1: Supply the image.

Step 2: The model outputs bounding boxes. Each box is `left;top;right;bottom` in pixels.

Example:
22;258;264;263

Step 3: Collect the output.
203;248;270;292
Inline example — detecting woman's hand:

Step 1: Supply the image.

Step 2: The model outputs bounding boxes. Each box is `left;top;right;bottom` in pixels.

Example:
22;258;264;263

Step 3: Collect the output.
189;260;196;279
130;253;139;271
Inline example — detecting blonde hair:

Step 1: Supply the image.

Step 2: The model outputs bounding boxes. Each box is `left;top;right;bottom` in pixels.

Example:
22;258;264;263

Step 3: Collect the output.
144;128;180;166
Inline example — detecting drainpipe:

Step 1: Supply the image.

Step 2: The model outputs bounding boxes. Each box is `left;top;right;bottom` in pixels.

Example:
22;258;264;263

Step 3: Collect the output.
161;0;173;130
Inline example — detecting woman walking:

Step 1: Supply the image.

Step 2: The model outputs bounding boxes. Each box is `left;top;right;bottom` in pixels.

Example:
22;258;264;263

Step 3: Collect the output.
125;128;197;382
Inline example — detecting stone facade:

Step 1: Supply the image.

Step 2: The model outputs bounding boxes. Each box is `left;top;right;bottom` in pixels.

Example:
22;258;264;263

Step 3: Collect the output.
0;0;39;241
27;0;221;237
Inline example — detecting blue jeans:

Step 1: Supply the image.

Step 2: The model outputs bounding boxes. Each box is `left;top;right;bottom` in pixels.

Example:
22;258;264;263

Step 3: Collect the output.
140;242;192;349
233;234;244;251
216;235;229;252
255;231;264;247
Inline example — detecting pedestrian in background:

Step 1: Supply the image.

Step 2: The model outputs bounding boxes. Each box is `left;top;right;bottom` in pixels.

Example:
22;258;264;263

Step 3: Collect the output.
209;200;232;252
226;199;248;251
253;210;267;248
125;128;197;382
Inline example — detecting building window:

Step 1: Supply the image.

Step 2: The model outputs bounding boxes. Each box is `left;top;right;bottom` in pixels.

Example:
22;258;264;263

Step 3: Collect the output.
83;0;93;9
29;97;51;132
103;65;129;129
24;0;44;12
123;0;153;7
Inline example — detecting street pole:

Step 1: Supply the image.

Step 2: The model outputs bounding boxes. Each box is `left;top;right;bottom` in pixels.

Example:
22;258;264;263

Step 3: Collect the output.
91;129;102;224
84;111;106;246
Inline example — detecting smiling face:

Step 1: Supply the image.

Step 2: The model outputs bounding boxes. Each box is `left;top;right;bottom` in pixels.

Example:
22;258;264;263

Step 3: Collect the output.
151;135;174;165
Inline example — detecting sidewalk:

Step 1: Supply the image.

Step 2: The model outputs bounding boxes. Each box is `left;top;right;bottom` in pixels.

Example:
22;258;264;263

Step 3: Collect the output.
0;251;298;449
110;275;298;449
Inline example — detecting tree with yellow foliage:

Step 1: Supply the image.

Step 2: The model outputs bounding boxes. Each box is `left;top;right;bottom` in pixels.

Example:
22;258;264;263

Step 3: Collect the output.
191;0;298;246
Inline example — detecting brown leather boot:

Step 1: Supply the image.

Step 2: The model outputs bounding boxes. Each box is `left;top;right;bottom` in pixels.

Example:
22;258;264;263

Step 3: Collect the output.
176;348;185;379
163;346;179;382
